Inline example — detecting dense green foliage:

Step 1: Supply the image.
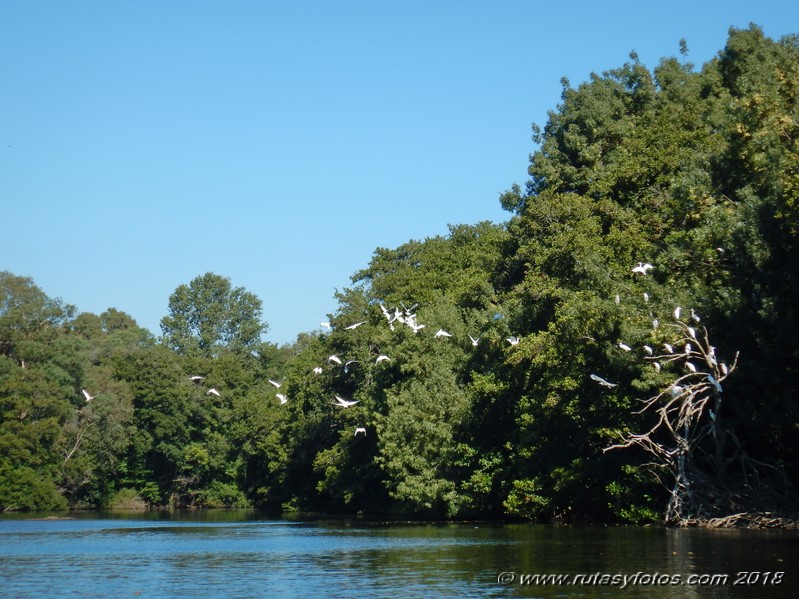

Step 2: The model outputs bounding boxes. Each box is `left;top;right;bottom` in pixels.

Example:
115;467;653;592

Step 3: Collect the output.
2;26;797;521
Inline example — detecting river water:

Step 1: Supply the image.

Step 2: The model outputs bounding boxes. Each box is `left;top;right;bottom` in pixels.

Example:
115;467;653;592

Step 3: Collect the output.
0;511;797;598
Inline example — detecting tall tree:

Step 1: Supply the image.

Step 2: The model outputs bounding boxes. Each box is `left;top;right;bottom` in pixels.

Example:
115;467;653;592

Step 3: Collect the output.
160;273;267;358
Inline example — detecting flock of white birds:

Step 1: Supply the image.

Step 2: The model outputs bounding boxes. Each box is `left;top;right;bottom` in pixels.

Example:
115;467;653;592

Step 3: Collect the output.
79;261;724;439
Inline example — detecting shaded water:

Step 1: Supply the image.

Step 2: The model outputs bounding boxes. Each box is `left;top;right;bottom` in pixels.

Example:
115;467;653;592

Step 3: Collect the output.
0;511;797;598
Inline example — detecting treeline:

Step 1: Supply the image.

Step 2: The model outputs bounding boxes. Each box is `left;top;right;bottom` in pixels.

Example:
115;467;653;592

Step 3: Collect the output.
2;26;797;522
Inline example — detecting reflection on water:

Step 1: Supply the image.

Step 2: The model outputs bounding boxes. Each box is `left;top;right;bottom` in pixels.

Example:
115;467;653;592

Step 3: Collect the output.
0;512;797;598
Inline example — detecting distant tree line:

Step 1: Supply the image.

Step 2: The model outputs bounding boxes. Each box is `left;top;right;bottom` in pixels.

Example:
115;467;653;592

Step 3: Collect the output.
2;26;797;524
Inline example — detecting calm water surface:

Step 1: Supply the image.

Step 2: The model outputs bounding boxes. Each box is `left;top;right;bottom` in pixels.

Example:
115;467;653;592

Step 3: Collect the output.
0;511;797;598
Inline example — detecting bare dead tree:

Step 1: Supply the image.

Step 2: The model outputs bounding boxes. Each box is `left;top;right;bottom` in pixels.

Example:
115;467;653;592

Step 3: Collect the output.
605;318;796;526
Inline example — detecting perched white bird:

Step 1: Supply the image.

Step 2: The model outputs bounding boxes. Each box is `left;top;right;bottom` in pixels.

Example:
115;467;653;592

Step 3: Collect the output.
674;306;682;320
207;388;221;397
707;374;723;393
375;355;391;363
670;385;684;398
277;393;288;405
590;374;618;388
334;395;359;408
506;336;520;346
643;292;650;303
434;329;453;338
468;334;480;347
720;363;729;376
687;327;697;339
643;345;654;355
268;379;282;388
664;343;674;354
614;294;620;305
685;361;697;373
345;322;365;330
618;342;632;352
632;262;654;275
653;362;661;372
690;308;701;323
354;427;367;437
312;366;323;375
328;355;343;365
81;389;94;402
652;318;659;329
684;343;692;355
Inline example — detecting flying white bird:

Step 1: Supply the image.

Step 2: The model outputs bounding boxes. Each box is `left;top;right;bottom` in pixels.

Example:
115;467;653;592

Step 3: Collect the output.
328;355;343;365
632;262;654;275
320;322;331;330
207;388;221;397
81;389;94;402
312;367;323;374
334;395;359;408
268;379;282;388
506;336;520;346
618;342;632;352
344;360;359;373
409;323;426;334
345;322;365;330
468;334;480;347
375;355;391;363
188;375;204;383
277;393;288;405
354;427;367;436
590;374;618;388
434;329;453;338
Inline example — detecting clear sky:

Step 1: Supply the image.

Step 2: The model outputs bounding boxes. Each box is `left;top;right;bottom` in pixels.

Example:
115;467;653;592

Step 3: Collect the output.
2;1;797;345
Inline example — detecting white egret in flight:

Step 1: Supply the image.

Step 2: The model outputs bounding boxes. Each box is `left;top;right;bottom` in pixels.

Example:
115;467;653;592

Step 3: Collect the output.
344;360;359;373
320;322;331;330
468;334;480;347
334;395;359;408
188;375;204;383
375;355;390;363
506;336;520;346
277;393;288;405
434;329;453;338
268;379;281;388
328;355;343;365
207;388;221;397
632;262;653;275
354;427;366;436
312;367;323;375
345;322;365;330
81;389;94;402
590;374;617;388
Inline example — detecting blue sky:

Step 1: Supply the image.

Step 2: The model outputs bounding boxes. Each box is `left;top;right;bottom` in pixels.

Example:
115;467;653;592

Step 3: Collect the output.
2;1;797;345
